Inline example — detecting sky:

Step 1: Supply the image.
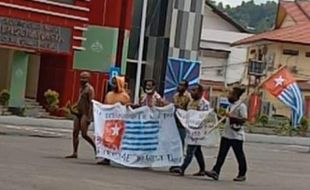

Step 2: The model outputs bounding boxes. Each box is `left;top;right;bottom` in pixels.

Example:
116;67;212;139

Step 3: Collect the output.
214;0;279;7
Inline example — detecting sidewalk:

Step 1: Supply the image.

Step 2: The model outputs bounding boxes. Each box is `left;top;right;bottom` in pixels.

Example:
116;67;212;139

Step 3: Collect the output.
0;116;73;129
1;116;310;146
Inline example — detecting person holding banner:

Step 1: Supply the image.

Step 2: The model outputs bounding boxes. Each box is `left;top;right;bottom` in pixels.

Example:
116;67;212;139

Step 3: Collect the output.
140;79;166;107
97;76;131;165
171;84;210;176
205;87;248;182
173;80;191;146
105;76;131;105
66;72;96;159
169;80;191;172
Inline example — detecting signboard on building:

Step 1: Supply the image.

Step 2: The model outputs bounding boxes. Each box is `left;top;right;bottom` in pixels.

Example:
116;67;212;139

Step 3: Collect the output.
109;67;120;84
74;26;119;72
0;16;71;53
164;58;200;101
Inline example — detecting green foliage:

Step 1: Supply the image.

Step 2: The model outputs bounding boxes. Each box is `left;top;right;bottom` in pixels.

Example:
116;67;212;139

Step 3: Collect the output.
212;0;278;33
258;114;268;127
298;117;309;137
0;89;10;106
44;89;60;112
218;107;226;116
273;123;295;136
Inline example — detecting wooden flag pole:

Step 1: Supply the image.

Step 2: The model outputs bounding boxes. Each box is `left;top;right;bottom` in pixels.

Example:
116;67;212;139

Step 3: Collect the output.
207;64;288;134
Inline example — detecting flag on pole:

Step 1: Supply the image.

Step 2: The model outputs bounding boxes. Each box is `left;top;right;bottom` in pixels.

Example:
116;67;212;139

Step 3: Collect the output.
262;67;304;127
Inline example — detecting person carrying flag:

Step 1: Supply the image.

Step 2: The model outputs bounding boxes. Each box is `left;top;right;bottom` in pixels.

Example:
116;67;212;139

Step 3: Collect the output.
205;87;248;182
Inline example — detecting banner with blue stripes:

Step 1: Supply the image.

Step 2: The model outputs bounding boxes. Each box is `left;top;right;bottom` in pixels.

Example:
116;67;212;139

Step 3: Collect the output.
122;121;160;152
93;101;183;168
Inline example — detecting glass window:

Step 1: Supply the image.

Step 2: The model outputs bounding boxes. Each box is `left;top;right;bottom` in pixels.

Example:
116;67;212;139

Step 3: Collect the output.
283;49;299;56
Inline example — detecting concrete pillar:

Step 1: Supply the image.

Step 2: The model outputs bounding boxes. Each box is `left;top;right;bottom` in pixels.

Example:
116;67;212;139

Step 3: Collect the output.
9;51;29;108
0;49;14;91
26;54;40;99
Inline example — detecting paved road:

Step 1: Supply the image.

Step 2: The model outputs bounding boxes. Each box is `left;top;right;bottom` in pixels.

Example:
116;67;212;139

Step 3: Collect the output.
1;125;310;190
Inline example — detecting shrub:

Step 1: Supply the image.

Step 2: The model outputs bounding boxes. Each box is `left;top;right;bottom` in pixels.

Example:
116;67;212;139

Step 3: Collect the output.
258;114;268;127
299;117;309;137
0;89;10;106
274;123;294;136
44;89;60;112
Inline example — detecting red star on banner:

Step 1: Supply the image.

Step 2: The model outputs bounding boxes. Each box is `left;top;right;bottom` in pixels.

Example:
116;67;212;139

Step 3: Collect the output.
103;120;125;151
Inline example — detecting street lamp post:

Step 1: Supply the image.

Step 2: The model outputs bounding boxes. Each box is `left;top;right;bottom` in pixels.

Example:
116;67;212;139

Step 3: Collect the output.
134;0;148;104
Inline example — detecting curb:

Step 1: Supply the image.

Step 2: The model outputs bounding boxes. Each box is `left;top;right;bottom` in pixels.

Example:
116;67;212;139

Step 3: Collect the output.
0;116;72;129
1;116;310;147
246;133;310;146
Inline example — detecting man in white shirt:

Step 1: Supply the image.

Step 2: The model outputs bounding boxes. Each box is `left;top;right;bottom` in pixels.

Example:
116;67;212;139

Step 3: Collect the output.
205;87;248;182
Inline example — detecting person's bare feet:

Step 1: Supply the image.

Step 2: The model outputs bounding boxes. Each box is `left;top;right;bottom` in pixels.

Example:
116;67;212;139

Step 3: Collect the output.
65;154;78;159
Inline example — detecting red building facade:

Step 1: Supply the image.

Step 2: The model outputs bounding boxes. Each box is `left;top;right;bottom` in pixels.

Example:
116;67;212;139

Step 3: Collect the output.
0;0;133;109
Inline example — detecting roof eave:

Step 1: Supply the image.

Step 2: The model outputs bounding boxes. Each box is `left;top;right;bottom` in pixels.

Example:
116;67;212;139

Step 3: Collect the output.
205;0;250;33
232;39;273;47
233;38;310;48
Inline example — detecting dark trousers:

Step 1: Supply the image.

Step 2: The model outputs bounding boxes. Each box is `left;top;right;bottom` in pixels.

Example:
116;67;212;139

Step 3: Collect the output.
181;145;205;172
212;137;247;177
178;127;186;148
175;116;186;148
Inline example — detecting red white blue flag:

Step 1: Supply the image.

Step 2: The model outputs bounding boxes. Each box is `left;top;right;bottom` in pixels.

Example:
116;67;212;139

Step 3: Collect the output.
263;67;304;127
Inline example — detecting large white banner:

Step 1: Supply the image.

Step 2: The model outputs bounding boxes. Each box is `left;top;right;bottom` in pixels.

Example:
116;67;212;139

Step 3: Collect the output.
176;109;220;147
93;101;183;168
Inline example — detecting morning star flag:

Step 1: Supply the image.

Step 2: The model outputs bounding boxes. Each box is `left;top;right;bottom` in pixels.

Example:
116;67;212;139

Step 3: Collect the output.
92;101;183;168
262;67;304;127
176;109;220;147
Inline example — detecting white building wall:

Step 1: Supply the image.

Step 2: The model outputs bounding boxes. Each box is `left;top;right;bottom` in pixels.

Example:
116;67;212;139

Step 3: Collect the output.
202;5;239;32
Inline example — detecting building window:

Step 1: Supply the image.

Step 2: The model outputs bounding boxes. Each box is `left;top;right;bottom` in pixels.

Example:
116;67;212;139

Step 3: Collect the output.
283;49;299;56
49;0;74;4
305;52;310;58
200;67;224;76
248;59;266;76
199;49;229;59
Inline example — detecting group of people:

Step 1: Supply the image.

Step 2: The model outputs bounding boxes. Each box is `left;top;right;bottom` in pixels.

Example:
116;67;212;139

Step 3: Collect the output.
65;71;248;182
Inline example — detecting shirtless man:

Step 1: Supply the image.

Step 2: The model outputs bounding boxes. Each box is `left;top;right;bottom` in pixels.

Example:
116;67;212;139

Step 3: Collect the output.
66;72;96;159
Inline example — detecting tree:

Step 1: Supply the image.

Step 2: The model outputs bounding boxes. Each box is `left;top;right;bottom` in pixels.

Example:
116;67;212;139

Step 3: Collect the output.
218;2;224;10
214;0;278;33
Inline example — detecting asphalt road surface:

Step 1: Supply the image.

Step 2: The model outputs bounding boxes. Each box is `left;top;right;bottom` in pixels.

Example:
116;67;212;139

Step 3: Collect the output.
1;125;310;190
